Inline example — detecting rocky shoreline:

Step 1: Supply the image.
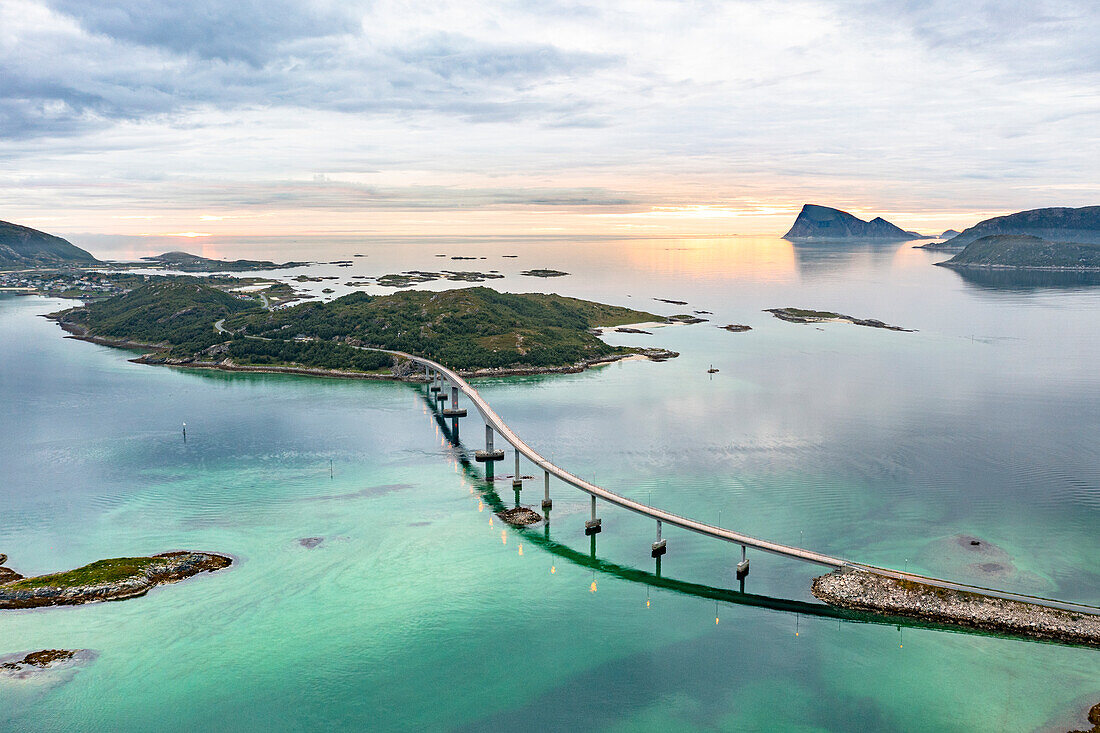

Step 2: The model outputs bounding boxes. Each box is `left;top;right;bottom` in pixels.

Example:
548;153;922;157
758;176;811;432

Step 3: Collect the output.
812;570;1100;648
934;261;1100;272
117;347;680;382
0;552;232;610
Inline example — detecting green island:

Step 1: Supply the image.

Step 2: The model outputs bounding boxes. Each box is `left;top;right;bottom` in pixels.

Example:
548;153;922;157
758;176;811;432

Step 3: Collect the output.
0;552;232;609
937;235;1100;270
140;251;307;272
52;280;680;376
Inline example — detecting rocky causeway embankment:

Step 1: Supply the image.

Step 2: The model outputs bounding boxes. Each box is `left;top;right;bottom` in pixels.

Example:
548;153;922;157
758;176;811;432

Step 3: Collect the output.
812;570;1100;648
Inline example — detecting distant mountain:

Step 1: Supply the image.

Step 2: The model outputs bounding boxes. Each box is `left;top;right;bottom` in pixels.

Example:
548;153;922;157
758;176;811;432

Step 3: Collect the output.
937;234;1100;270
782;205;924;241
0;220;100;268
915;228;965;250
943;206;1100;247
141;251;306;272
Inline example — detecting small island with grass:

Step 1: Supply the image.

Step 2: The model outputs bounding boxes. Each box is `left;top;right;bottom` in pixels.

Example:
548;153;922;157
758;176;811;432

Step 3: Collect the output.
141;251;307;272
0;552;232;609
51;280;681;378
765;308;913;331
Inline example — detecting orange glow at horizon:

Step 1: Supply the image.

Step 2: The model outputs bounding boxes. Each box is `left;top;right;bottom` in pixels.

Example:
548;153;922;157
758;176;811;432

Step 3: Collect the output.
28;202;1015;248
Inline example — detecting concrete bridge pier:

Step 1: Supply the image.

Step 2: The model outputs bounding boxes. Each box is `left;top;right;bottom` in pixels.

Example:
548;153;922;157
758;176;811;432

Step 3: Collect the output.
584;495;602;535
475;424;505;462
651;520;667;558
429;372;441;393
442;386;467;418
512;450;523;490
736;545;750;579
541;471;552;510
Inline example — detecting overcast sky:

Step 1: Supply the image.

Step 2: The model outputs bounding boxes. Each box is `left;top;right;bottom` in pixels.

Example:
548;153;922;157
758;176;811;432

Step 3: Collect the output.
1;0;1097;240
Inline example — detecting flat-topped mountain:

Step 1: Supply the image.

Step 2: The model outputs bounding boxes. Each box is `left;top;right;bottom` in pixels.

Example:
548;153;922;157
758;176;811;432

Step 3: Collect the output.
782;205;922;241
141;251;306;272
943;206;1100;247
937;234;1100;270
0;220;100;268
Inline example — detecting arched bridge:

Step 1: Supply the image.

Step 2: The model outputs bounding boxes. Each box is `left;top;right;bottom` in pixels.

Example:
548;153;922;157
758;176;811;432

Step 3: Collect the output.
373;348;1100;618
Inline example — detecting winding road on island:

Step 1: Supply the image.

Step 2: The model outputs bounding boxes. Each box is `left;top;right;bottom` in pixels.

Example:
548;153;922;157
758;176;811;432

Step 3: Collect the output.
369;347;1100;618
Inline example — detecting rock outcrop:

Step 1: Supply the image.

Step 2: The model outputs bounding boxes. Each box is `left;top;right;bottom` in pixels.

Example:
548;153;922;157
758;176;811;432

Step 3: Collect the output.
782;205;920;241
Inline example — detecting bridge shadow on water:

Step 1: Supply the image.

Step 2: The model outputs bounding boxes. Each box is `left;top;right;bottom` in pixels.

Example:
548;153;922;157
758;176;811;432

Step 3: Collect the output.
411;385;1081;649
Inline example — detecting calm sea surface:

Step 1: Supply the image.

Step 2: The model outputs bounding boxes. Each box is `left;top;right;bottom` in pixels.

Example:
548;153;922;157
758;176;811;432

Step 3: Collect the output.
1;236;1098;731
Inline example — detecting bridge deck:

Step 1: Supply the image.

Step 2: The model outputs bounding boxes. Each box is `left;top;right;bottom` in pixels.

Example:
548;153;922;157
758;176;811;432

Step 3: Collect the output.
375;348;1100;617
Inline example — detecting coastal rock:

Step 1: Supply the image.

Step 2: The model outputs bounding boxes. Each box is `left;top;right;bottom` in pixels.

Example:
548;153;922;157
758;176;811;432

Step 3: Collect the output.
0;555;24;584
0;649;96;680
1066;701;1100;733
720;324;751;332
496;507;543;526
0;566;24;584
0;552;232;610
0;650;76;671
298;537;324;549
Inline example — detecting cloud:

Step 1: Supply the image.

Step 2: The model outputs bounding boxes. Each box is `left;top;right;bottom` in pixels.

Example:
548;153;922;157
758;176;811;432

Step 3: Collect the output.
0;0;1097;234
43;0;361;64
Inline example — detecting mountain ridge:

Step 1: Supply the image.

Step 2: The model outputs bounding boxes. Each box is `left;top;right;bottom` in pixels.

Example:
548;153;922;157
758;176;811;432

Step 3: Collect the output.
0;220;100;268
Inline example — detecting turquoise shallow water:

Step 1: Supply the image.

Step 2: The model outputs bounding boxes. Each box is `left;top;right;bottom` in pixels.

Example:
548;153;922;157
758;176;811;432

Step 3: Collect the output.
1;237;1099;731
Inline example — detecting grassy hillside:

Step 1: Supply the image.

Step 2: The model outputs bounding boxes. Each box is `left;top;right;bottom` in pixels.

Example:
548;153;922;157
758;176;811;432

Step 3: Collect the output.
63;283;663;371
940;235;1100;270
0;220;100;267
229;287;660;369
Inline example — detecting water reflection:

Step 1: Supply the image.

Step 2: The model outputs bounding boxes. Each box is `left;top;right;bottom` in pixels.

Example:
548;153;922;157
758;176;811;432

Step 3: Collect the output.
619;236;798;283
944;266;1100;292
416;388;1084;649
789;240;925;279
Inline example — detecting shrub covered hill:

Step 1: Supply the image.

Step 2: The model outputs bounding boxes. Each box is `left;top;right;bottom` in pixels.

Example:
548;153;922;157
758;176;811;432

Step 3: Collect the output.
58;281;666;373
61;278;257;349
